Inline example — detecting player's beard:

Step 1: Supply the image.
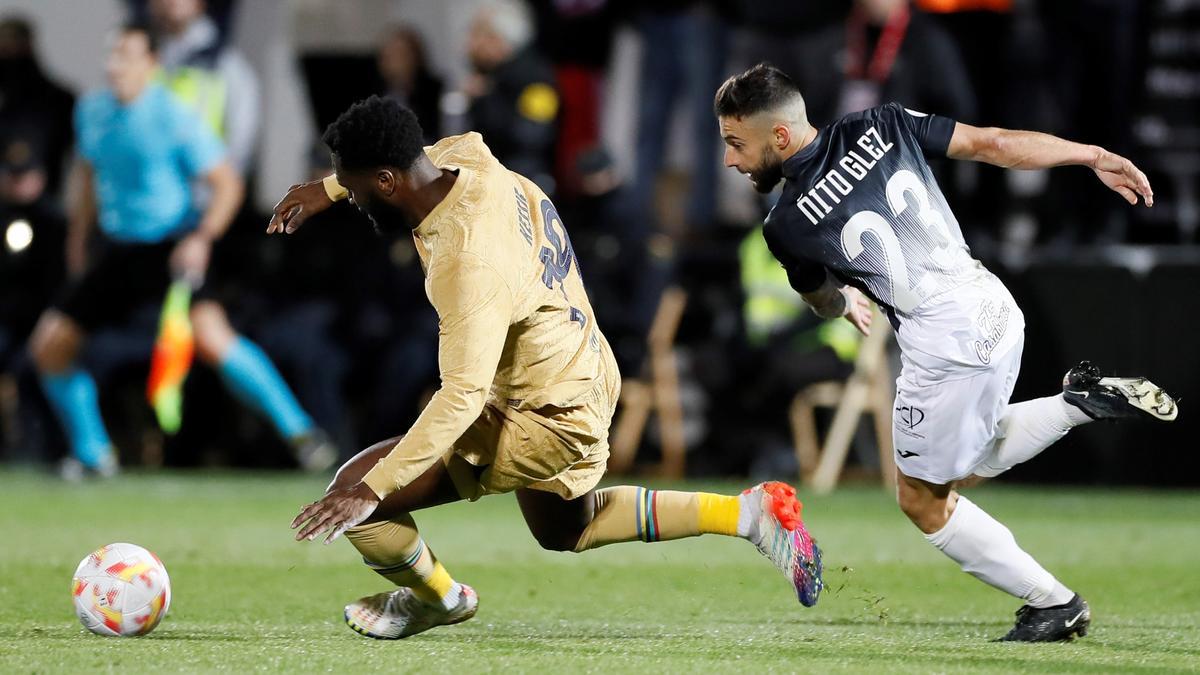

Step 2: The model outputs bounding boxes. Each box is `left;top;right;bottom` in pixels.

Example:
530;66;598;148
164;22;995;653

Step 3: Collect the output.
365;199;414;236
748;148;784;194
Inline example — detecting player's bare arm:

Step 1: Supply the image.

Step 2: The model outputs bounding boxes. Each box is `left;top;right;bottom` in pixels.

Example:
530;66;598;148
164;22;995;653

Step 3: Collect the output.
171;160;243;282
947;122;1153;207
64;158;96;278
802;279;873;337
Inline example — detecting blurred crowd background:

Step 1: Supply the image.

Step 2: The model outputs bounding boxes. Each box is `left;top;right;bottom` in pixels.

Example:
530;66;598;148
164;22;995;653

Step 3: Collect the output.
1;0;1197;485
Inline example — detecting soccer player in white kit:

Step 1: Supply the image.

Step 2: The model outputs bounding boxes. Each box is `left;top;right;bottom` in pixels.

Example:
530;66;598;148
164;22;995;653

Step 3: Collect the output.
714;64;1178;641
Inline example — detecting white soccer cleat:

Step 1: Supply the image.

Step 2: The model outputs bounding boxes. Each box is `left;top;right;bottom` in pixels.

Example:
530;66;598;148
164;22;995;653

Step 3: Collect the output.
742;481;823;607
344;584;478;639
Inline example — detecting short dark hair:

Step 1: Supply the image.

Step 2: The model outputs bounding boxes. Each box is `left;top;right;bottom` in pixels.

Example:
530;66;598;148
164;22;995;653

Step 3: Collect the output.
713;63;801;119
322;95;425;172
0;16;35;48
121;20;159;55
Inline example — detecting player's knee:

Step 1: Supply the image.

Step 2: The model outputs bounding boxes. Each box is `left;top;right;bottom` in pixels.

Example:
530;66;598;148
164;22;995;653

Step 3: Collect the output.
29;314;81;373
190;303;235;364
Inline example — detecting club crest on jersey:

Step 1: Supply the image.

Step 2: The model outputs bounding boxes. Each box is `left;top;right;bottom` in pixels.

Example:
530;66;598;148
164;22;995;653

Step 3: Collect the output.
973;300;1011;364
796;126;894;226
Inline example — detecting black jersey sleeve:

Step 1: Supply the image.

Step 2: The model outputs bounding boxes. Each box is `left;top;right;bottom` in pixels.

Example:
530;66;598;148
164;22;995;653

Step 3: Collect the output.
885;101;957;158
763;222;828;294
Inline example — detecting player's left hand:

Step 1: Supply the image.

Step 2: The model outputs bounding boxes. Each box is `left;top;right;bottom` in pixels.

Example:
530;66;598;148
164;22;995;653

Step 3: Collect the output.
291;481;381;544
1092;149;1154;207
169;233;212;284
844;287;873;337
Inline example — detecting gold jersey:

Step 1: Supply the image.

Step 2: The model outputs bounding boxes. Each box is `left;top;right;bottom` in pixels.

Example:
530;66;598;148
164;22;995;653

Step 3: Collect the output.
335;133;616;497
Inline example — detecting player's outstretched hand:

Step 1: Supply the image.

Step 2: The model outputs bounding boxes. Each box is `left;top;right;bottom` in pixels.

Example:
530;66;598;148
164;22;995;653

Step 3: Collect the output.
1092;149;1154;207
267;180;334;234
844;286;873;337
291;481;381;544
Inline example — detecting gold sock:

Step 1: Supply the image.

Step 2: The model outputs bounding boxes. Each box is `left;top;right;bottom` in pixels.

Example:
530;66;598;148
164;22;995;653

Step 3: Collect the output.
574;486;741;551
344;516;457;606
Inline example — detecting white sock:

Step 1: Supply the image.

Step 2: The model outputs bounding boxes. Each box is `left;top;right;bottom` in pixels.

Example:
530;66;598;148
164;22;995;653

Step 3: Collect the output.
736;491;756;539
976;394;1092;478
441;582;464;610
925;495;1074;608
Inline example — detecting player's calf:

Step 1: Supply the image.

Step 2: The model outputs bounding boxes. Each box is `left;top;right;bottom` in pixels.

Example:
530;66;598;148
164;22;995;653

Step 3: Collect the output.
566;483;824;607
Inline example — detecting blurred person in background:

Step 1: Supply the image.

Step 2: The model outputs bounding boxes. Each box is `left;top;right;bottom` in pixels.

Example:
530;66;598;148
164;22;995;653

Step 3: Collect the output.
148;0;259;175
627;0;732;237
732;224;858;471
755;0;978;241
559;146;674;375
0;129;66;457
377;25;443;144
784;0;975;127
463;0;560;194
529;0;619;197
0;16;75;199
27;23;331;478
0;129;64;367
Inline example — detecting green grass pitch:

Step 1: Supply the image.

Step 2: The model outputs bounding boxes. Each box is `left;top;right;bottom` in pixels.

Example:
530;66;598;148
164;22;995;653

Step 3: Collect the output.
0;470;1197;673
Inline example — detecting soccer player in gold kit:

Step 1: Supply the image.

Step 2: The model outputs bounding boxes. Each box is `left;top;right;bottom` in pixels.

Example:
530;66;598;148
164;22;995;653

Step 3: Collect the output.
268;96;822;639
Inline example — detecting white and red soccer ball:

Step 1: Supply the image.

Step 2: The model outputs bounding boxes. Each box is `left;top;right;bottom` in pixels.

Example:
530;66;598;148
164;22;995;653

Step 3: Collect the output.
72;543;171;637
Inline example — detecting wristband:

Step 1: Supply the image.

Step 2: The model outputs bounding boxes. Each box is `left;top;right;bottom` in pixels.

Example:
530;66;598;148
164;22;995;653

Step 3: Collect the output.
322;174;349;202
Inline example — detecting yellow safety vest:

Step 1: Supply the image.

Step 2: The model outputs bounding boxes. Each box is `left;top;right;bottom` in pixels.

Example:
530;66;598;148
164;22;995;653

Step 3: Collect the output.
739;225;860;361
159;66;227;139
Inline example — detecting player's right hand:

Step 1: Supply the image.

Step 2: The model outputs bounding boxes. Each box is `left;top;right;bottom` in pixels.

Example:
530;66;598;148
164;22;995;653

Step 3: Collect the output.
291;481;381;544
267;180;333;234
1092;149;1153;207
843;287;873;337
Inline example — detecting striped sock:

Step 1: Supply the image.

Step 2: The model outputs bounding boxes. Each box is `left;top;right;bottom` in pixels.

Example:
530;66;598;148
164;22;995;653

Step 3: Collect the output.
574;486;741;551
344;517;460;610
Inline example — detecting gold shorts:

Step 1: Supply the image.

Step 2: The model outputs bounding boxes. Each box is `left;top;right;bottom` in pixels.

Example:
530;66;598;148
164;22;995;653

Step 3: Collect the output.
444;367;620;502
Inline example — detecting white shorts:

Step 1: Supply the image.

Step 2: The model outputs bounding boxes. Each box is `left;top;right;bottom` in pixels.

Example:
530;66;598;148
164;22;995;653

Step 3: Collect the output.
892;275;1025;484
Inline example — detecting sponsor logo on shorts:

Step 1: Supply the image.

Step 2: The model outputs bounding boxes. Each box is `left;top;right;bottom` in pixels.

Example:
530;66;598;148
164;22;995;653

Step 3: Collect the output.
895;405;925;429
897;449;920;459
894;405;926;440
973;300;1011;365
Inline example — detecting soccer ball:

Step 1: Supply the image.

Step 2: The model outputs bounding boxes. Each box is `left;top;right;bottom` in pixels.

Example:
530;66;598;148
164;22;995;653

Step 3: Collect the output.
71;543;171;637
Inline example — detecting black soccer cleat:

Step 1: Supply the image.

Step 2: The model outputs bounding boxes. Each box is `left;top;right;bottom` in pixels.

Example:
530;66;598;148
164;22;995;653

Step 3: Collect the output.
998;593;1090;642
1062;361;1178;422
